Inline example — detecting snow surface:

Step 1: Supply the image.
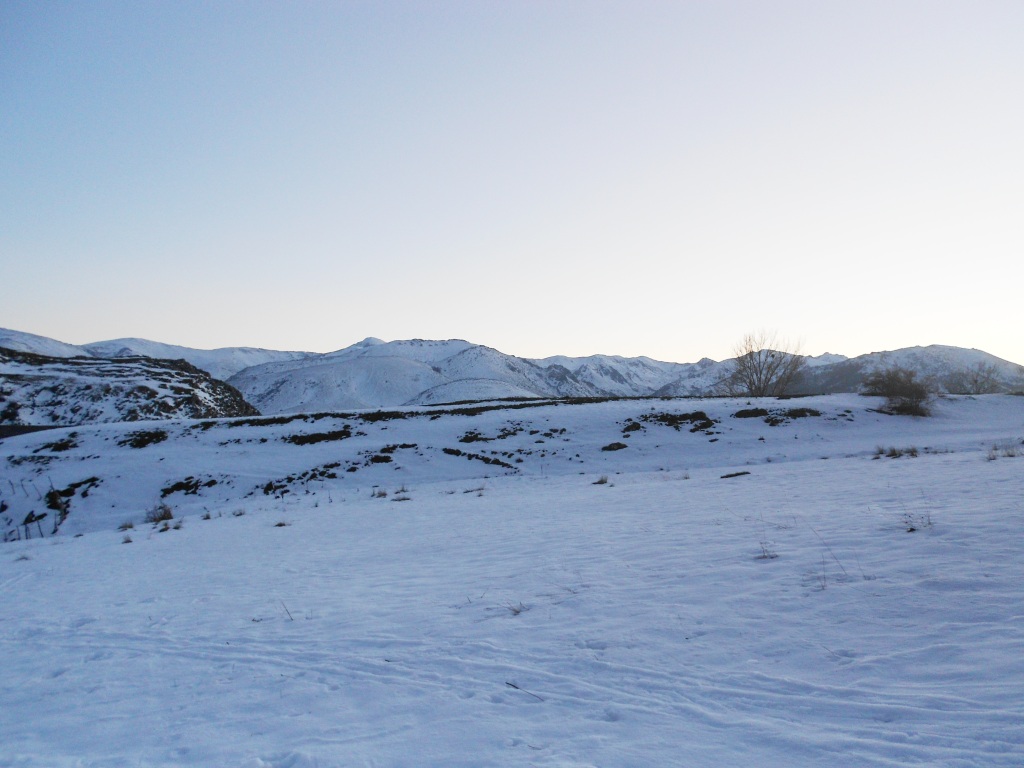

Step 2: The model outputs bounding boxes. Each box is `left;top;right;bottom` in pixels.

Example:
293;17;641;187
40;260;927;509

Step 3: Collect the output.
1;394;1023;766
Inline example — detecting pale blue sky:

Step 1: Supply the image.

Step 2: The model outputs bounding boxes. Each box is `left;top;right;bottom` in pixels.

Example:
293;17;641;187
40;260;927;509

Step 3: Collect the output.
3;1;1022;363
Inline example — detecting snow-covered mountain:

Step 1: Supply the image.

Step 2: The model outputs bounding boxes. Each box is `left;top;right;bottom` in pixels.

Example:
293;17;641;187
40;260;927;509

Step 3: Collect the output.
0;347;258;428
228;338;602;413
231;341;1023;413
3;328;1022;416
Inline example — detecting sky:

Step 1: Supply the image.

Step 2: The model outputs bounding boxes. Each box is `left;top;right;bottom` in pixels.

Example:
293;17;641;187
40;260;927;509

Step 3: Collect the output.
2;1;1023;364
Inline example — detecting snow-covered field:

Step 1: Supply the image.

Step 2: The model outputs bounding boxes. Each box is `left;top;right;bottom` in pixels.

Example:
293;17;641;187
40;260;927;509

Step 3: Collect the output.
1;394;1022;766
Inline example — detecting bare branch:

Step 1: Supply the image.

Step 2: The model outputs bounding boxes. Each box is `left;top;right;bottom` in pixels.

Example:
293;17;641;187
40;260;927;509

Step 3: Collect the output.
727;331;805;397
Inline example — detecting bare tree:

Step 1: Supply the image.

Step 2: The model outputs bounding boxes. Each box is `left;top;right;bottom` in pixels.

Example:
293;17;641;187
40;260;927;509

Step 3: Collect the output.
725;331;805;397
945;362;1002;394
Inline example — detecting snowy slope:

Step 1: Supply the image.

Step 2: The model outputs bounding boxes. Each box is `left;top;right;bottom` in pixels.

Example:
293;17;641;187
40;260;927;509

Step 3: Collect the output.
229;340;602;412
532;353;690;396
1;394;1022;766
434;345;597;399
412;379;543;405
0;327;88;358
2;392;1021;539
652;356;734;397
225;339;478;411
229;354;451;412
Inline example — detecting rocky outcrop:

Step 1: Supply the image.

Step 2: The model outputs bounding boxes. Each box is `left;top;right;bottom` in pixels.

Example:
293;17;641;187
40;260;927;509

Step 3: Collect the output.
0;347;259;427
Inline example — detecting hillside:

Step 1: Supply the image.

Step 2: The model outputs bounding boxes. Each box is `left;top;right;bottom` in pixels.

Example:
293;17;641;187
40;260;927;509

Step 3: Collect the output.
2;391;1020;540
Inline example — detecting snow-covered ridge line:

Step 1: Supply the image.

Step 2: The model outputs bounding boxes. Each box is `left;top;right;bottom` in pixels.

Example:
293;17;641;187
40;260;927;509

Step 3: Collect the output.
3;327;1023;417
0;327;313;381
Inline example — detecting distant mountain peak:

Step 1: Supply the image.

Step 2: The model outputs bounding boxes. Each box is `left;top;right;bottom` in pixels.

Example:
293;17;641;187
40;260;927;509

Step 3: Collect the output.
804;352;848;368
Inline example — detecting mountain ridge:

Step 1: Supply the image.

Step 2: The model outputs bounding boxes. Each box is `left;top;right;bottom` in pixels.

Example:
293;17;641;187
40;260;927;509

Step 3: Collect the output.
2;327;1021;418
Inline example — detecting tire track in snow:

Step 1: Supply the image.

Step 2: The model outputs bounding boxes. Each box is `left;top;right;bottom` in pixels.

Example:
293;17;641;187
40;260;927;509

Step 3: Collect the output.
22;622;1021;763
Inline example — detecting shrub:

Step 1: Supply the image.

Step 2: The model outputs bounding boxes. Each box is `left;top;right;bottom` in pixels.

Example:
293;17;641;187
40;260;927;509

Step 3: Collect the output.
118;429;168;449
641;411;716;432
0;401;20;422
734;408;769;419
143;502;174;524
37;435;78;452
44;489;68;512
782;407;821;419
161;476;217;497
862;366;931;416
282;426;353;445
